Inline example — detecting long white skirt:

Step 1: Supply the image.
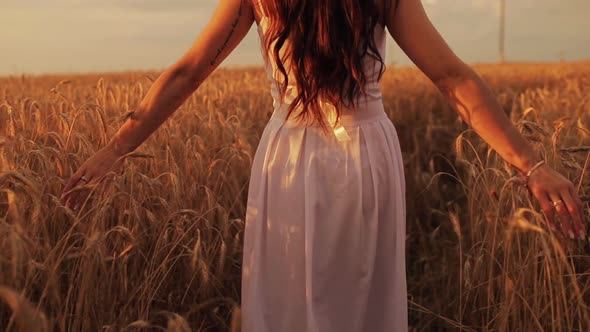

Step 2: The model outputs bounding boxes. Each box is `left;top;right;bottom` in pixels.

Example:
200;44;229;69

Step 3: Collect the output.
241;98;408;332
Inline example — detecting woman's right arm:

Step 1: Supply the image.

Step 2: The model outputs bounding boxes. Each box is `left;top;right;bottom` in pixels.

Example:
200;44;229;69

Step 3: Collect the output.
109;0;254;156
61;0;254;209
384;0;586;239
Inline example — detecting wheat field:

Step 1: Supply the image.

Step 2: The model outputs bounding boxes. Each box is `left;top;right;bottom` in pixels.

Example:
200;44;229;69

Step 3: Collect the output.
1;61;589;331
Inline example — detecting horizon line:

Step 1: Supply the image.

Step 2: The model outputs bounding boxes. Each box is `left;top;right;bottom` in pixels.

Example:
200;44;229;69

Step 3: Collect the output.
2;59;589;80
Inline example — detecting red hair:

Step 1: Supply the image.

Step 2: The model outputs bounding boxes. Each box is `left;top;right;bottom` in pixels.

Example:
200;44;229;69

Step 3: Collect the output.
257;0;396;134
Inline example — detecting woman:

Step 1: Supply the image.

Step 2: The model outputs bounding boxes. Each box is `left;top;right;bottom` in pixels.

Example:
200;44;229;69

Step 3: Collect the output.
61;0;587;331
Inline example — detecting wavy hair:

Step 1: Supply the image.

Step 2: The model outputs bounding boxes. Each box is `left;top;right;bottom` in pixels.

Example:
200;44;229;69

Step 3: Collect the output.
257;0;397;134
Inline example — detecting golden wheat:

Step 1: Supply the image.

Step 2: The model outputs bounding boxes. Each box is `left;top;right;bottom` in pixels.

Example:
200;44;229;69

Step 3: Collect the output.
0;61;589;331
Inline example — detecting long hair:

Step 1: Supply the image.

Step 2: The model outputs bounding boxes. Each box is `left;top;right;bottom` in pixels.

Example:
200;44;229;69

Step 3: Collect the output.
258;0;397;134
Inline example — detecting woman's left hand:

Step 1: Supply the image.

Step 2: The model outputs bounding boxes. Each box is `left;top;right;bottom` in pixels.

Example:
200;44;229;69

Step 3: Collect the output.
60;145;124;211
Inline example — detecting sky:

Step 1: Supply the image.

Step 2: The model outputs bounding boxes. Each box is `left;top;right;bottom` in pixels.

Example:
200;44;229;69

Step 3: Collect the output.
0;0;589;76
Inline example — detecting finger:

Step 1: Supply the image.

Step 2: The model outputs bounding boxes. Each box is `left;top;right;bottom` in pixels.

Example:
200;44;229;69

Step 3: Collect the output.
570;185;586;220
62;180;86;208
73;193;84;212
64;195;72;209
65;184;88;211
61;189;70;206
548;192;575;239
73;186;90;212
568;186;586;238
561;189;584;239
62;175;81;195
533;189;560;235
65;194;77;210
72;191;80;211
61;171;87;199
74;179;98;212
61;182;75;203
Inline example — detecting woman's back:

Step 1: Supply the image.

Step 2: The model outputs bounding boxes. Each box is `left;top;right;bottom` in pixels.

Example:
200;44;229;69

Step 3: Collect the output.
251;0;395;138
254;8;388;109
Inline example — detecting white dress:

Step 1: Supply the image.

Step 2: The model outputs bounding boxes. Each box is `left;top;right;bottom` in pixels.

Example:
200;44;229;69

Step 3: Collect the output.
241;12;408;332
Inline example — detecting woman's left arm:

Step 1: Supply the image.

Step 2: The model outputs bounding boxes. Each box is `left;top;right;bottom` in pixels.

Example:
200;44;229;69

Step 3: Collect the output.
385;0;586;239
61;0;254;209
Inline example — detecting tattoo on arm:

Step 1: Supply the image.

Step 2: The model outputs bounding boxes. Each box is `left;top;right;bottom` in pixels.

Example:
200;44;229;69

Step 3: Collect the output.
210;0;245;66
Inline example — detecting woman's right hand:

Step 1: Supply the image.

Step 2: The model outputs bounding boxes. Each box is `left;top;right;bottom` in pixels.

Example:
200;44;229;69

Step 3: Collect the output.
60;144;124;211
526;164;586;240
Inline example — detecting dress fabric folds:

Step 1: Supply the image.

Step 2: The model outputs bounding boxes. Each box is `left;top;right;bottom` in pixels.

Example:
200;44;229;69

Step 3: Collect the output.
241;11;408;332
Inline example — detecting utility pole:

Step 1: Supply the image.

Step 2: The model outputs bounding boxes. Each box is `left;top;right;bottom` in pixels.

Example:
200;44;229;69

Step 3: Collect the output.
499;0;506;63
